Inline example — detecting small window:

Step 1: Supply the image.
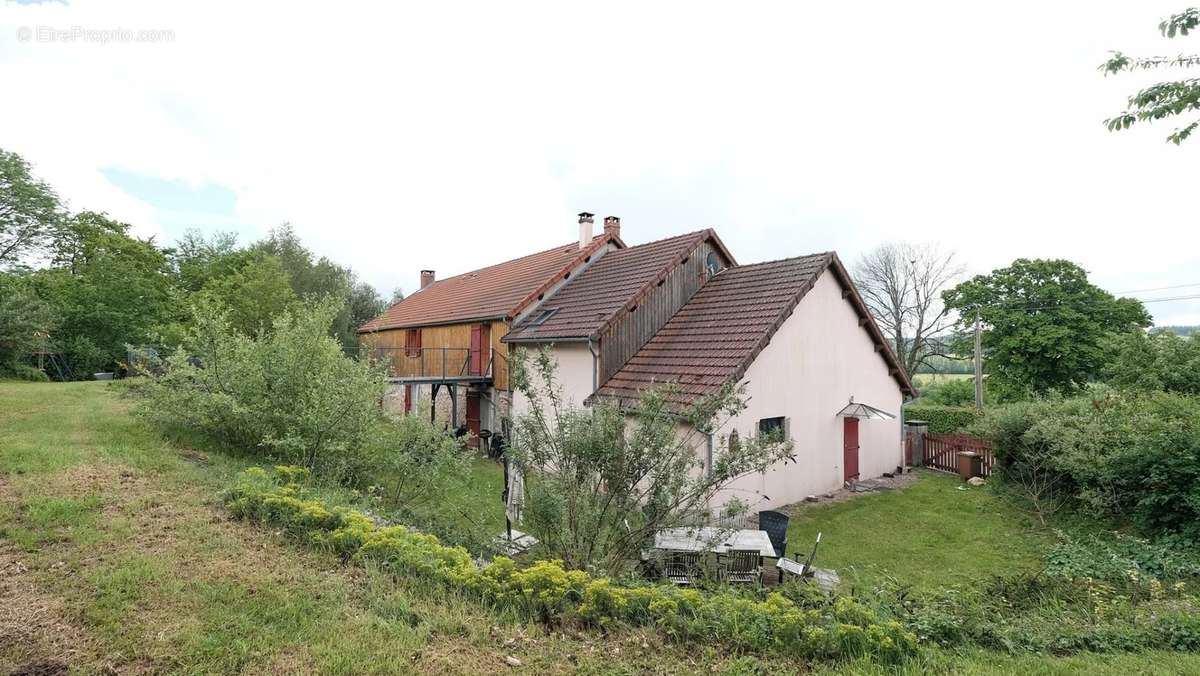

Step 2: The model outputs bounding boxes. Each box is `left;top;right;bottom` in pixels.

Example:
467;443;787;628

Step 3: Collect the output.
728;429;741;453
758;416;788;440
530;307;559;326
706;252;725;276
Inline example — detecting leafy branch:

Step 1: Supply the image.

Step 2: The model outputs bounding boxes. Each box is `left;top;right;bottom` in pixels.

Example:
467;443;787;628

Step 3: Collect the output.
1101;8;1200;144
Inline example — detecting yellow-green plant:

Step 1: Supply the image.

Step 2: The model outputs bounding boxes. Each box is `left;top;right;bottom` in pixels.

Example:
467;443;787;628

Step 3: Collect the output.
222;465;918;663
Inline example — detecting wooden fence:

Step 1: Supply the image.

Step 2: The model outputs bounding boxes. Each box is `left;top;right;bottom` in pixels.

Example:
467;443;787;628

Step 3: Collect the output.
922;432;994;477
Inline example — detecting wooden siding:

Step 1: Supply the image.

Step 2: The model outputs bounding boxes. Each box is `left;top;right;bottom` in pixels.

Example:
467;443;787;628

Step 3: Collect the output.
361;320;510;390
597;240;730;386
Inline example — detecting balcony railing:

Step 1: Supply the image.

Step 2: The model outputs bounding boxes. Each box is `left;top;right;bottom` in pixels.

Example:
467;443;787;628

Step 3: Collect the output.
344;346;503;383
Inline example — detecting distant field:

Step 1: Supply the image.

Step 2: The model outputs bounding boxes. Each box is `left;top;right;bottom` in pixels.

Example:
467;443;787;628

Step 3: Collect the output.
911;372;974;388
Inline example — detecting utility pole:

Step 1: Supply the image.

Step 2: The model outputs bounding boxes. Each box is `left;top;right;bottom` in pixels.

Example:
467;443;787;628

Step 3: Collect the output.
973;312;983;411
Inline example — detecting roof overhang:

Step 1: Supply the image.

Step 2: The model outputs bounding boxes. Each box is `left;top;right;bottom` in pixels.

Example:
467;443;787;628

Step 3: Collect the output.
502;335;592;344
358;314;507;334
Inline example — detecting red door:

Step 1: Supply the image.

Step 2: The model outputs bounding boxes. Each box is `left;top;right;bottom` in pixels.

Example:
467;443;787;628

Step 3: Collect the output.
843;417;860;483
469;324;491;376
465;390;481;448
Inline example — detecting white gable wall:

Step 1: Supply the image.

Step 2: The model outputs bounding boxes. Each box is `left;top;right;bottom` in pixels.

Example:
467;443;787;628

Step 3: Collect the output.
509;342;596;421
710;268;903;512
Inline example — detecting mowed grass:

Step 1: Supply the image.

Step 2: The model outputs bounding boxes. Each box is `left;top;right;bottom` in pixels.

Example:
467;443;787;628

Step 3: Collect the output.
785;470;1050;592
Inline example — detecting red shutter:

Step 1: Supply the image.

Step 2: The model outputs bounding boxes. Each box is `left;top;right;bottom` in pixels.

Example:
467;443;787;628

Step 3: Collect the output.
404;384;413;413
405;329;422;357
469;324;483;376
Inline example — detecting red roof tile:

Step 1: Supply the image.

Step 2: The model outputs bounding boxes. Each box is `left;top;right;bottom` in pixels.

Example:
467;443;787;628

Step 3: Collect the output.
358;234;617;332
590;253;914;410
503;230;727;342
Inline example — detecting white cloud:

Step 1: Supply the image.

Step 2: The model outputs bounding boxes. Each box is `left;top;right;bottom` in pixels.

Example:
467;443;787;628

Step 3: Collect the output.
1;0;1196;322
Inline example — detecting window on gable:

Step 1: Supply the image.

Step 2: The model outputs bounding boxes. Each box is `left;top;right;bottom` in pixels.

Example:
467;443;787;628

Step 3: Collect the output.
758;416;789;441
404;328;422;357
706;251;725;276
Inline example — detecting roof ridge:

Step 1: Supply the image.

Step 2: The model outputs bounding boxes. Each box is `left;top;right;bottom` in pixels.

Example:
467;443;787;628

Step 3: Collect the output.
715;251;832;273
614;229;708;251
421;234;611;288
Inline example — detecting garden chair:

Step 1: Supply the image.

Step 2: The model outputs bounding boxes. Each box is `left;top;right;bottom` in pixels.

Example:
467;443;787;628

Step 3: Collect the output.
717;549;762;586
758;509;790;583
663;551;704;586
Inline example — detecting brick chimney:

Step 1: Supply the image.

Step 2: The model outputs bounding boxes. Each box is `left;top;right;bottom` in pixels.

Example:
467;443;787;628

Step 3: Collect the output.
603;215;621;240
578;212;594;250
420;269;435;289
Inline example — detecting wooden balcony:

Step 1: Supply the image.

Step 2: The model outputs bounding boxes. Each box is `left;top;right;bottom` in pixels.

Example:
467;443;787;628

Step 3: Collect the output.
347;346;504;385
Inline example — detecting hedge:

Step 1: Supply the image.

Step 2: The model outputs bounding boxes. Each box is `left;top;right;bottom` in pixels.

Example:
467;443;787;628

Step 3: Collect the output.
904;405;982;434
223;466;917;663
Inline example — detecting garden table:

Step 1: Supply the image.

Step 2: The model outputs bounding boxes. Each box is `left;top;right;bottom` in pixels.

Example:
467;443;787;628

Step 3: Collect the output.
651;527;776;558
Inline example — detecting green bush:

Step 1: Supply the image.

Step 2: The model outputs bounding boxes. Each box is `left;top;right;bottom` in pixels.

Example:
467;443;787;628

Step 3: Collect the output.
223;465;918;663
1045;530;1200;583
903;405;981;433
979;391;1200;538
7;364;50;382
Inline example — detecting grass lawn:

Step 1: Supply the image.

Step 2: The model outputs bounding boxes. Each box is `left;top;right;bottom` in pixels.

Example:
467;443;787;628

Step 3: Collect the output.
1;381;787;675
4;381;1200;675
785;470;1050;592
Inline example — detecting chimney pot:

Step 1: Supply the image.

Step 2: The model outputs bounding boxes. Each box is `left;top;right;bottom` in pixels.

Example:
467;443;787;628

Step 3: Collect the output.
420;269;435;289
603;215;621;240
578;212;594;250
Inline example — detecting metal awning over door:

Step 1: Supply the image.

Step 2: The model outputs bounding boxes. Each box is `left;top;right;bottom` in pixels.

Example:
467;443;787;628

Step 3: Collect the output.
835;398;896;420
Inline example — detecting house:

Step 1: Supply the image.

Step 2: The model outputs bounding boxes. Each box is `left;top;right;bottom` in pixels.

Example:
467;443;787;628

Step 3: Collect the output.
588;253;915;510
357;213;624;445
360;213;913;509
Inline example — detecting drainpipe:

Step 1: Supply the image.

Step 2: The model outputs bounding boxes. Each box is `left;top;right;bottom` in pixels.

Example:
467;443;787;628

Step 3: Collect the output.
705;433;714;477
587;338;599;393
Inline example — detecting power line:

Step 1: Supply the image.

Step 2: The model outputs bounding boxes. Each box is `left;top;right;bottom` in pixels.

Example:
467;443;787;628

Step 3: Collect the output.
1115;282;1200;294
961;293;1200;314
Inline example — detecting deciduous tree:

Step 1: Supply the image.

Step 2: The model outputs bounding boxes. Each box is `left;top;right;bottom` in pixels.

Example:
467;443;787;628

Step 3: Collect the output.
510;347;794;575
0;149;61;268
853;242;963;376
943;259;1151;395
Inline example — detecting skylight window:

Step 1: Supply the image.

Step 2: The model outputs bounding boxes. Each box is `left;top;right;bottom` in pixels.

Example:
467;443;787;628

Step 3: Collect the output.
530;307;559;326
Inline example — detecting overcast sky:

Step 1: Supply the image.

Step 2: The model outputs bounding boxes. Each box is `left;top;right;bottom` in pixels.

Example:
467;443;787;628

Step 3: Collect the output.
2;0;1197;325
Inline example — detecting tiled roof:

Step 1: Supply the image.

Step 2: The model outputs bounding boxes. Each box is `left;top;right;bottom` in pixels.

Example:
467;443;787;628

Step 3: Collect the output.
590;253;914;410
503;230;717;342
358;234;617;332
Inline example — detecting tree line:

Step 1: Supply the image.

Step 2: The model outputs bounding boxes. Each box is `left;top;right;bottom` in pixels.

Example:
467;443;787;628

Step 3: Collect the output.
0;147;393;380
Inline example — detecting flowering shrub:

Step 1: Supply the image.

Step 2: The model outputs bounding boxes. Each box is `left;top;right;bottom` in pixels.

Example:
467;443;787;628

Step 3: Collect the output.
223;466;917;663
